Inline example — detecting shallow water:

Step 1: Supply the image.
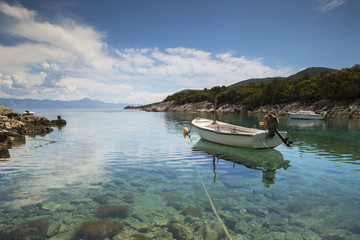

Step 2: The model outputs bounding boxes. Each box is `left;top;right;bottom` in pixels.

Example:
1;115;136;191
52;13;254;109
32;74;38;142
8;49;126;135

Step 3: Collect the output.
0;110;359;239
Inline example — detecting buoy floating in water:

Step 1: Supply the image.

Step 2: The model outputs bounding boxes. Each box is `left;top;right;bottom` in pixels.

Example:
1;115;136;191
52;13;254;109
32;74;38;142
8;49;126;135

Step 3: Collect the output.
183;127;189;137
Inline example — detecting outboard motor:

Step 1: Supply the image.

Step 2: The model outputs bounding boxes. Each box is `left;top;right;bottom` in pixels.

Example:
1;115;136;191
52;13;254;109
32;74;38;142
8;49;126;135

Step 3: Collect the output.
264;114;293;147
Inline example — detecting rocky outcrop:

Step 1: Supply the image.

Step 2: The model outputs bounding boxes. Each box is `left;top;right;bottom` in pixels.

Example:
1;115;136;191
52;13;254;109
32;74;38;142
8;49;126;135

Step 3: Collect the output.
0;106;66;153
50;115;67;126
137;100;360;119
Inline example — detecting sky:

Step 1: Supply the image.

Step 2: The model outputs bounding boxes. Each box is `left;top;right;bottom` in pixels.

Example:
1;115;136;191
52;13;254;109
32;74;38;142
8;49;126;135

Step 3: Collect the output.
0;0;359;104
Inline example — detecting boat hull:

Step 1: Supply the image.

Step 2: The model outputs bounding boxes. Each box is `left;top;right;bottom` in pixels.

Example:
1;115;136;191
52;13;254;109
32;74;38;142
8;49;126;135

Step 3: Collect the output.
192;119;286;149
289;113;325;120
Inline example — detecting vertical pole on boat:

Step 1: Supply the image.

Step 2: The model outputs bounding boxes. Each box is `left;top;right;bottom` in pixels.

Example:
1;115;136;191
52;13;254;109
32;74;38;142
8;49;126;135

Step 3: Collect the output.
213;95;217;124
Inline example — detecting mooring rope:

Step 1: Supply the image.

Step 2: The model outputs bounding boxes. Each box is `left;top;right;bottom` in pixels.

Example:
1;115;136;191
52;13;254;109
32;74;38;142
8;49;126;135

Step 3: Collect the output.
261;141;360;195
193;159;233;240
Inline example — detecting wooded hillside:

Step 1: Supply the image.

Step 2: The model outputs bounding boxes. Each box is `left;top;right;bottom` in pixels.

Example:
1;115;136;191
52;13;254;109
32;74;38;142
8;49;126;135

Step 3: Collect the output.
164;65;360;107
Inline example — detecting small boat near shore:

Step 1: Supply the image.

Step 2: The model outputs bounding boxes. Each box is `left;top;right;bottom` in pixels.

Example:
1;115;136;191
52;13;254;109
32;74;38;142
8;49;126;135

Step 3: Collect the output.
191;115;292;149
22;110;35;116
288;110;326;120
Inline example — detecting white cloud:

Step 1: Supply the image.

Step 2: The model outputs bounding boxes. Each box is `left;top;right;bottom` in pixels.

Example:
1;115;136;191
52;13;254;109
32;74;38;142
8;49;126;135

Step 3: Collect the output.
317;0;346;13
115;47;292;88
0;2;294;104
41;62;65;87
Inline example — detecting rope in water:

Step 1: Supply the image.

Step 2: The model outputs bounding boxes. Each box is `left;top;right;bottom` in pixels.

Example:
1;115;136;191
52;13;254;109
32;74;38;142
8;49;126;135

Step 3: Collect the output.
261;141;360;195
193;159;233;240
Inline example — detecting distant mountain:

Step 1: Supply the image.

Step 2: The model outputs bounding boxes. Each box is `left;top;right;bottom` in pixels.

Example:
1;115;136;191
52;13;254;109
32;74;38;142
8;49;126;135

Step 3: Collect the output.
288;67;336;79
228;67;336;88
0;98;131;109
175;89;201;94
228;77;286;88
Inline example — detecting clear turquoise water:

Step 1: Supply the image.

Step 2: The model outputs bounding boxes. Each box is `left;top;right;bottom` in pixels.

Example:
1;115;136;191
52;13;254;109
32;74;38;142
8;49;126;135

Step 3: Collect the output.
0;110;359;239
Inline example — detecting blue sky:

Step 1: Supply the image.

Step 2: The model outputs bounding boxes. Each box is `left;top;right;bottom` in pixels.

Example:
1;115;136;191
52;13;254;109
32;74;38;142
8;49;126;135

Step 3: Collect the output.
0;0;359;104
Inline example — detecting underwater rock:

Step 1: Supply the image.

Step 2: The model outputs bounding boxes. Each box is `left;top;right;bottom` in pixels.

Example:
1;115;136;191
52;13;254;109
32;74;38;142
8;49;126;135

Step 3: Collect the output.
72;220;124;240
267;205;284;215
169;215;185;224
199;201;212;213
0;189;15;201
42;201;61;212
93;194;108;204
218;212;237;230
58;203;75;212
245;206;269;217
189;220;202;232
345;222;360;234
165;194;184;210
266;231;286;240
130;233;148;240
152;228;174;239
123;194;134;203
300;229;322;240
57;223;69;235
46;221;62;237
95;205;130;218
262;213;287;231
167;202;183;210
263;190;288;201
220;203;239;212
168;222;194;240
154;218;168;227
114;232;149;240
221;178;246;188
0;219;50;240
131;182;147;192
321;231;346;240
285;231;303;240
235;220;249;234
200;224;218;240
181;206;203;218
286;201;319;213
130;221;151;233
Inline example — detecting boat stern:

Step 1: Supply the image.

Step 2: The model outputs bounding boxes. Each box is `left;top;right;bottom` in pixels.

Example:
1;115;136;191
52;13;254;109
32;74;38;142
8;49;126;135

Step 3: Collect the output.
252;131;287;149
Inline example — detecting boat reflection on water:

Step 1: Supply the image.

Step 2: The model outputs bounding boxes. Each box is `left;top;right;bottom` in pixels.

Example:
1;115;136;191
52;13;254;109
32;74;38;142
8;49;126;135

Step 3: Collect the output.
288;119;326;129
192;139;290;187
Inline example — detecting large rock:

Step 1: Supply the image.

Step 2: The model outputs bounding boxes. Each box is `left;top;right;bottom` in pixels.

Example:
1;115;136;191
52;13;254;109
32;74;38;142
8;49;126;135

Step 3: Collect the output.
72;220;124;240
0;106;63;151
0;219;50;240
168;222;194;240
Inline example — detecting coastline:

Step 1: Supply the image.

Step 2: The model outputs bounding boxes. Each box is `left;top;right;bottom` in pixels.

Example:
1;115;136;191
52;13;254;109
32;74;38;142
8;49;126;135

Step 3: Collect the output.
0;106;66;155
131;100;360;119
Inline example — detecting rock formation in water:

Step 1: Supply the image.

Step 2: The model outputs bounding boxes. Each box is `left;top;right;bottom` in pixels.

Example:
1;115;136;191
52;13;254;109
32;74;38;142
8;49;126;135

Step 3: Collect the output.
0;106;66;154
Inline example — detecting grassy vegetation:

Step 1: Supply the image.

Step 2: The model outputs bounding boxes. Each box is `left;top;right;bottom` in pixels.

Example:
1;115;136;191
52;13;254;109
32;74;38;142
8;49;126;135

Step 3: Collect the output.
164;64;360;107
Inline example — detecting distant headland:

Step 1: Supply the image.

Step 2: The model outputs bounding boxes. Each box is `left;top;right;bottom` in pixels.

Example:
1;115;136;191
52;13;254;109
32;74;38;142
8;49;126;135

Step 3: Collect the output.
128;65;360;119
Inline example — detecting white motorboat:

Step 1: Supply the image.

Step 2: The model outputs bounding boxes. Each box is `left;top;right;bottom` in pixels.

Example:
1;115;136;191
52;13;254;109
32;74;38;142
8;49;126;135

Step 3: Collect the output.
22;110;35;116
288;110;326;120
191;115;291;149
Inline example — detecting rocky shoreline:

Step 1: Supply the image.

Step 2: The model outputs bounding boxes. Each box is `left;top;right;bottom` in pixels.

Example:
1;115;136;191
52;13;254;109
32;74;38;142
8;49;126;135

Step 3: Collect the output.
132;100;360;119
0;106;66;156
